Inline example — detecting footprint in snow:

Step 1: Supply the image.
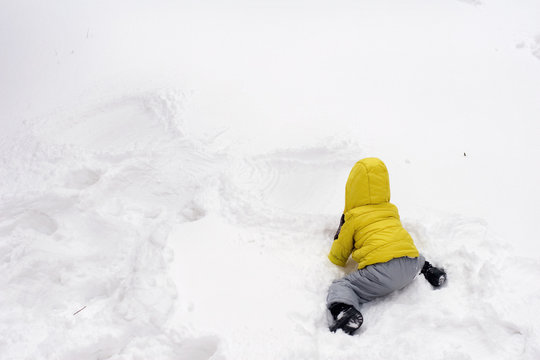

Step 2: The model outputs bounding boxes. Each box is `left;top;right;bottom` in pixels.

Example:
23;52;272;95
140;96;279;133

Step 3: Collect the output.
15;210;59;236
64;168;102;190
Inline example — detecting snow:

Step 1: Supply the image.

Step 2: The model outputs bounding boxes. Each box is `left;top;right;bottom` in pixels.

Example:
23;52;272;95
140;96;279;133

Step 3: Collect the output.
1;0;540;359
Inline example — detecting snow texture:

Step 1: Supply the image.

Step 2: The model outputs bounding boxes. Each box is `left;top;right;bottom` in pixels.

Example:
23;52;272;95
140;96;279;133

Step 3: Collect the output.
1;0;540;359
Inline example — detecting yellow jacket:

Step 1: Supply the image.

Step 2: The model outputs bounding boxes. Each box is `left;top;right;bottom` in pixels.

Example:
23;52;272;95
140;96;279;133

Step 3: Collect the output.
328;158;419;269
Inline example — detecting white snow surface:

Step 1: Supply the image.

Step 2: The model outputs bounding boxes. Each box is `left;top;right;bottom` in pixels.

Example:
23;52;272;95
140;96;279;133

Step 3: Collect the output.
1;1;540;359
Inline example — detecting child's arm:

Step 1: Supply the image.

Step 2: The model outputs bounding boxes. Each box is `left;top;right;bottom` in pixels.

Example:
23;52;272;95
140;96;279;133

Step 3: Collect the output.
328;215;355;267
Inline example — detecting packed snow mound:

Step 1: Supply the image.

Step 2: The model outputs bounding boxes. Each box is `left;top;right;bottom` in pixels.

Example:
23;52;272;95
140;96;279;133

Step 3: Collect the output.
1;92;539;359
0;91;218;359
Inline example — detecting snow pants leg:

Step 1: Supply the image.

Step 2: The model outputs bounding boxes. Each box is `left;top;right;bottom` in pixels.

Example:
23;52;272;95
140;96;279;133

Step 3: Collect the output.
327;255;425;312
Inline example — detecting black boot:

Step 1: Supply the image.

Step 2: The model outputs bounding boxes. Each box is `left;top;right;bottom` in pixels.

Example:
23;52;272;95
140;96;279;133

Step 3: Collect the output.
329;303;363;335
421;261;447;287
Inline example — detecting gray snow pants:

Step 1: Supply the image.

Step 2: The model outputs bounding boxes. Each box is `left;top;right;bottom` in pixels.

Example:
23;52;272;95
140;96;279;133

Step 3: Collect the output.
327;255;425;312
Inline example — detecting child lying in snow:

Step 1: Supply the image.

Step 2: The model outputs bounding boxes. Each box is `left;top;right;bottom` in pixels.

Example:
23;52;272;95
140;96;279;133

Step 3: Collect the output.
327;158;446;335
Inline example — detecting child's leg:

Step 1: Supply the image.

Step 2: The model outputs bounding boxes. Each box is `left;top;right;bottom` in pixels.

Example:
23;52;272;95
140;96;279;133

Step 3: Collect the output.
327;255;425;312
326;256;424;334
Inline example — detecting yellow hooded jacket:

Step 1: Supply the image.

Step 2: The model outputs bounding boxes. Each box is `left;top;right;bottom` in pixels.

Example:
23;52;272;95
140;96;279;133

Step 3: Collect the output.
328;158;419;269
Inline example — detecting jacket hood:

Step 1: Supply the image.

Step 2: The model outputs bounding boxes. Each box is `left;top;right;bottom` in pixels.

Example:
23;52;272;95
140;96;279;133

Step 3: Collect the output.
344;157;390;212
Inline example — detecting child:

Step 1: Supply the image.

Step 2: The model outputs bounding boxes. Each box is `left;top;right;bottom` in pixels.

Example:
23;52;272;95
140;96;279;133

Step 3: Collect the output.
327;158;446;335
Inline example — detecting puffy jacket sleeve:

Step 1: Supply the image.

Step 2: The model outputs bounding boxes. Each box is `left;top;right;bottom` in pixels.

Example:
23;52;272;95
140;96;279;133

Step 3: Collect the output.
328;216;355;267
